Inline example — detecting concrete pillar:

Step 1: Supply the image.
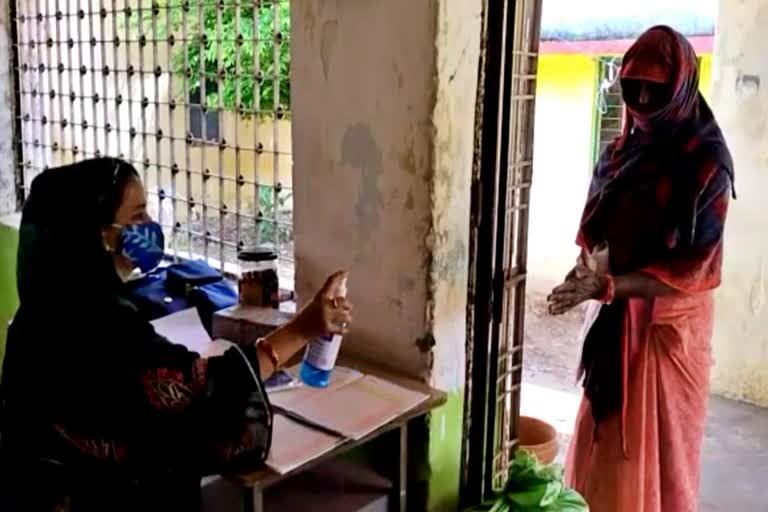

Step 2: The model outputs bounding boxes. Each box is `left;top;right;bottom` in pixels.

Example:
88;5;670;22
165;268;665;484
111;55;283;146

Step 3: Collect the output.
0;1;16;215
290;0;482;508
710;0;768;405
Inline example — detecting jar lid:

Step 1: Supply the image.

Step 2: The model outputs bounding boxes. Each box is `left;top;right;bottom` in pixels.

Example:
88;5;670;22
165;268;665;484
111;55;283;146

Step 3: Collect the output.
238;247;278;262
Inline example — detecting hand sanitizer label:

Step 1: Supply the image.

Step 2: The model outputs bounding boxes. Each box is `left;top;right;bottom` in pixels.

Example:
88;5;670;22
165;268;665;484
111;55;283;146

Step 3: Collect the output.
305;334;342;371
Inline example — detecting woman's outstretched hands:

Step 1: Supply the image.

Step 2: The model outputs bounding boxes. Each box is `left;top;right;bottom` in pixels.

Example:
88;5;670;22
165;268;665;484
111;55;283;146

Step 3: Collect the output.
548;245;609;315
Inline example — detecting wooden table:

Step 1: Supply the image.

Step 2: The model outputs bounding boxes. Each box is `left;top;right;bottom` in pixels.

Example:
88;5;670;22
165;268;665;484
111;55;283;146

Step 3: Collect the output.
199;341;447;512
236;387;445;511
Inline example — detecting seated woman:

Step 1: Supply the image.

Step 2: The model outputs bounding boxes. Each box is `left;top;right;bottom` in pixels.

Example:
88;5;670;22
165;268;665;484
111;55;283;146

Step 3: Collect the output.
0;158;353;511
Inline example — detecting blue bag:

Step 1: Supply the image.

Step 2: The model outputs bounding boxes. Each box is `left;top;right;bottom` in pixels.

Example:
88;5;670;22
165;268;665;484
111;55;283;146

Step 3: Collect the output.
126;260;238;334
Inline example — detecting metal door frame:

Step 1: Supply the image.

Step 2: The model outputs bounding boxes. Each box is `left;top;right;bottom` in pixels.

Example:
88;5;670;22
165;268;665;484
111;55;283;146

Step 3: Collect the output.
461;0;542;504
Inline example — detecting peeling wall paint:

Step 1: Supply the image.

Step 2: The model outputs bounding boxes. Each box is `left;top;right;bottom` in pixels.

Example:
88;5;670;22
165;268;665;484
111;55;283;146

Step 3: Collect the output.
0;4;16;215
291;0;438;382
710;0;768;405
291;0;480;390
429;0;483;392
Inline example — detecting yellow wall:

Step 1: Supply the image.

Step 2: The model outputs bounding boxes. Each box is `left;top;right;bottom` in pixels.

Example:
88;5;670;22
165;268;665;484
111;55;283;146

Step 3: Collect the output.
700;54;713;102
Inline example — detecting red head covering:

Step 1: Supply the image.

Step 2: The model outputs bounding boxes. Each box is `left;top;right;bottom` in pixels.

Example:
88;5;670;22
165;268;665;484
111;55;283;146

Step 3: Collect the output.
618;25;701;143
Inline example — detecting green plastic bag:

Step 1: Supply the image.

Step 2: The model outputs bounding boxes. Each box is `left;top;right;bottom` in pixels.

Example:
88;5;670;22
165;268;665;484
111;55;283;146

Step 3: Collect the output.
465;450;589;512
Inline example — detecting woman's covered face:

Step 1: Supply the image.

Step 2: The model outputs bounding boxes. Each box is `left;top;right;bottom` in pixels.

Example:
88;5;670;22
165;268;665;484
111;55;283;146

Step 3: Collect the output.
621;78;672;116
102;176;165;278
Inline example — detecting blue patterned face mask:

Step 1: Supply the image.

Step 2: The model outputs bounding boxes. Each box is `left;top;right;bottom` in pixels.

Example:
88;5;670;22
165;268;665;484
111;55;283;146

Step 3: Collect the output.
116;222;165;273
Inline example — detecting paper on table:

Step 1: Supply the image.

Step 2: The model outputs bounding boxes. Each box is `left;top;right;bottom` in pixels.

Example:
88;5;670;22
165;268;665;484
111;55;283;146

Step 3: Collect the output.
150;308;212;354
274;374;429;441
266;413;342;474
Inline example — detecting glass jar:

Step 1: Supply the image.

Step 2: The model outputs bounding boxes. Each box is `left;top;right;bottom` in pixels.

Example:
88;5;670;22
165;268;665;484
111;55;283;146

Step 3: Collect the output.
237;248;279;308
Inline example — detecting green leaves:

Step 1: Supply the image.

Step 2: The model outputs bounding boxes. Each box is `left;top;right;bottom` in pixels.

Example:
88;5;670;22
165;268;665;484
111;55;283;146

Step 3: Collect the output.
132;0;291;116
465;451;589;512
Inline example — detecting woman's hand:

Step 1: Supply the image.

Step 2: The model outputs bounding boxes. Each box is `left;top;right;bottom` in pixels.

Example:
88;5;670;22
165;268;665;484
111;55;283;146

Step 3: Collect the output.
292;271;353;340
547;263;607;316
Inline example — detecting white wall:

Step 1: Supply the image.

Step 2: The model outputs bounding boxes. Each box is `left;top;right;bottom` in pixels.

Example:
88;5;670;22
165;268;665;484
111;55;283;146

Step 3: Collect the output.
710;0;768;405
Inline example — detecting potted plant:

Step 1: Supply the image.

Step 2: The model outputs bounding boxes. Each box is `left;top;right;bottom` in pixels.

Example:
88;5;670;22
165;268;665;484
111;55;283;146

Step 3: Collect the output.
466;450;589;511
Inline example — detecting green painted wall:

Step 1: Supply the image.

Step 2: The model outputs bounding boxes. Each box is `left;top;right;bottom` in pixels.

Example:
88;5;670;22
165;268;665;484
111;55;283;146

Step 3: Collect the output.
337;390;465;511
0;224;19;367
427;391;464;511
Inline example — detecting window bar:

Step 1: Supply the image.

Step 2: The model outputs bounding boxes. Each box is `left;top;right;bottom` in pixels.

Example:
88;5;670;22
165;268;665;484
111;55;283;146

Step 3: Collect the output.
123;0;133;162
42;0;54;172
119;0;127;162
138;0;148;184
152;0;163;229
89;0;100;158
33;0;45;170
234;0;242;253
53;0;64;167
182;0;193;258
22;2;34;174
37;1;45;168
75;0;86;161
253;0;261;247
271;0;279;257
167;0;179;258
216;0;224;267
100;0;110;156
15;3;29;190
198;0;209;261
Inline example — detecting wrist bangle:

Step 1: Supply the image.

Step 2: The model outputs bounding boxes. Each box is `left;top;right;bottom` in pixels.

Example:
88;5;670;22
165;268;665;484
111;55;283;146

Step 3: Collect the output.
255;337;280;369
600;275;616;305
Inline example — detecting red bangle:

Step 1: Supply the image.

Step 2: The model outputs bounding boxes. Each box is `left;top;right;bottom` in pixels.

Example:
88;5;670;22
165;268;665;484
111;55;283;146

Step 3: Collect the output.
600;275;616;305
255;338;280;369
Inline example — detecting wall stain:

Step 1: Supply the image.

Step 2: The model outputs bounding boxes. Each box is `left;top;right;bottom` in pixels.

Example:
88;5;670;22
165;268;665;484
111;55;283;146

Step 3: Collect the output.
399;141;418;176
433;235;467;284
341;123;384;236
301;1;318;44
320;21;339;81
405;190;415;210
749;258;766;315
398;275;416;292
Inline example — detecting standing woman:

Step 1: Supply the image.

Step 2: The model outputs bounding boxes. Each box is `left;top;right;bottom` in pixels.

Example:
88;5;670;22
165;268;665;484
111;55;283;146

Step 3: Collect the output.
0;158;352;510
547;26;734;512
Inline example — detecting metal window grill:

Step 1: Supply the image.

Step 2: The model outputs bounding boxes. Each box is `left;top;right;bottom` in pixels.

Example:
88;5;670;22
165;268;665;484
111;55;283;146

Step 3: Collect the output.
489;0;541;490
12;0;295;278
462;0;541;502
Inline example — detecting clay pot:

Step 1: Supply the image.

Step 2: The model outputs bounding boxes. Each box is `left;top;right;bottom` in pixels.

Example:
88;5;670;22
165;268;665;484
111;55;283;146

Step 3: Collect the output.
518;416;558;465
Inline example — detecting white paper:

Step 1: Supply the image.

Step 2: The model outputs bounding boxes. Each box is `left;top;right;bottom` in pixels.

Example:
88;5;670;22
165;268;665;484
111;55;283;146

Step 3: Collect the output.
266;414;342;474
151;308;212;354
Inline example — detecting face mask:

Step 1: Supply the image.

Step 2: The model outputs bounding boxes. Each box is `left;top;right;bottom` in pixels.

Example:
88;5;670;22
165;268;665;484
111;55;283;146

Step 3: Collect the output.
115;221;165;273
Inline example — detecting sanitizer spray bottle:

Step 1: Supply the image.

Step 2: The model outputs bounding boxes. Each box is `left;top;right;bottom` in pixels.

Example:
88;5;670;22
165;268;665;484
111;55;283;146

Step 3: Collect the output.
299;276;348;388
